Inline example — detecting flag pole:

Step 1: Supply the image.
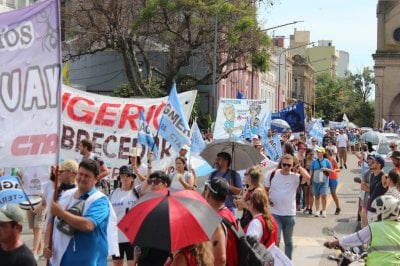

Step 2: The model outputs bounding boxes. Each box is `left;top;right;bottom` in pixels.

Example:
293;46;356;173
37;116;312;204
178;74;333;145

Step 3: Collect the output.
46;166;60;266
15;175;35;211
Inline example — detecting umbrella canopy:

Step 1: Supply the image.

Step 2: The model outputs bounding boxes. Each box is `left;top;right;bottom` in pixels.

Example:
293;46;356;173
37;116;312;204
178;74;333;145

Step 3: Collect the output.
271;119;291;131
200;139;265;171
189;155;214;176
118;189;221;252
361;131;388;145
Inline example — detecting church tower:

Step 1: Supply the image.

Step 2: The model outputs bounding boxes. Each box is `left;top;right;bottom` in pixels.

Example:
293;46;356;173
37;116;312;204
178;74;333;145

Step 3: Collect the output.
373;0;400;127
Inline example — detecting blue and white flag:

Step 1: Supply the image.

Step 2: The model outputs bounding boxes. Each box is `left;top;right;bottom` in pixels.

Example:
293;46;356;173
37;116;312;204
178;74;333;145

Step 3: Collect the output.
264;134;282;162
0;176;29;207
236;90;246;99
190;121;206;154
309;121;324;145
137;110;158;158
259;113;272;145
158;84;191;152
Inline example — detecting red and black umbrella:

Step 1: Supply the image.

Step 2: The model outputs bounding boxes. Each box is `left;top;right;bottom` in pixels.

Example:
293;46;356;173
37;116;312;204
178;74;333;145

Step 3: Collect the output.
118;189;222;252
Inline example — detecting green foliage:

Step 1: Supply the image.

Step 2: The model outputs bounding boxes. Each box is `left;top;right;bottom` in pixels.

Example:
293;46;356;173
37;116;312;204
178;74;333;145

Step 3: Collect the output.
251;48;270;72
314;69;375;127
112;77;166;98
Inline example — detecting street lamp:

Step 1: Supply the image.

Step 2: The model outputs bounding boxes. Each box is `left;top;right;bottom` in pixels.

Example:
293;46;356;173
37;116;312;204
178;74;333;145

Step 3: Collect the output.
277;41;315;111
261;21;304;32
212;0;229;119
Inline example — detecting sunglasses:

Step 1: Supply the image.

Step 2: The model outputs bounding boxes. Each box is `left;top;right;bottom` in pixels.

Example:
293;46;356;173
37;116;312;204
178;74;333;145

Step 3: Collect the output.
390;146;396;148
147;179;162;185
282;163;292;168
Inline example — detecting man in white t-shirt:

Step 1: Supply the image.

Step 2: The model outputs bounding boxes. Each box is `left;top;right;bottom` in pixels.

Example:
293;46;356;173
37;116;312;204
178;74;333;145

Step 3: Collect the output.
336;129;349;169
265;154;310;260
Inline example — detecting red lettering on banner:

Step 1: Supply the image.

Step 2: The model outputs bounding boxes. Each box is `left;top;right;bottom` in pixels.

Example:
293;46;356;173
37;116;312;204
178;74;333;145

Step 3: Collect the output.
118;104;141;130
67;96;95;124
61;92;72;112
95;103;121;127
152;103;166;129
11;134;57;156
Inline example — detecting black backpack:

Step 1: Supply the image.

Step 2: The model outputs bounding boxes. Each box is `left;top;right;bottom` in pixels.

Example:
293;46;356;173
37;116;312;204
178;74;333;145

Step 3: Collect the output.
222;218;274;266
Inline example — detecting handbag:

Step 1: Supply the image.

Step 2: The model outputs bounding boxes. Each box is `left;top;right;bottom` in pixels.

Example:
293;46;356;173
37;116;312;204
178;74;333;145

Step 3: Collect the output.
56;198;87;236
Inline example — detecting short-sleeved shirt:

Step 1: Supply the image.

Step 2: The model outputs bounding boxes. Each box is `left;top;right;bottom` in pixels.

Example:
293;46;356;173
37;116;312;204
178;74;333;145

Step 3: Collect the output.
61;188;110;266
336;134;348;148
209;170;242;211
268;169;300;216
0;244;36;266
367;171;388;212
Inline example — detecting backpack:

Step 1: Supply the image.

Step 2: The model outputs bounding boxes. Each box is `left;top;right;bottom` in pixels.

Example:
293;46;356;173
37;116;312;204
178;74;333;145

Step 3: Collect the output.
222;218;274;266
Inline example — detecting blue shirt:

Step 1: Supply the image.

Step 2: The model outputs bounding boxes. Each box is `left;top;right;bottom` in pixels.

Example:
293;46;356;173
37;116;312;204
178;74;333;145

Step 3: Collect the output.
209;170;243;212
61;188;110;266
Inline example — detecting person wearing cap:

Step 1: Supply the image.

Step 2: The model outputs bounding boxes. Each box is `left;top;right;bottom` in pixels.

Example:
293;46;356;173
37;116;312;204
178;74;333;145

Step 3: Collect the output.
310;146;332;218
110;165;138;266
208;152;243;213
253;140;267;160
127;148;148;187
44;158;118;266
0;204;36;265
178;145;189;158
79;139;110;193
365;155;388;223
391;150;400;172
204;178;232;266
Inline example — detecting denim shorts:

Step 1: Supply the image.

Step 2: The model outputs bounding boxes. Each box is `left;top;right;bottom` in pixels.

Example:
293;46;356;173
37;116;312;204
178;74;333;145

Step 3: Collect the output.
329;179;338;193
312;181;328;196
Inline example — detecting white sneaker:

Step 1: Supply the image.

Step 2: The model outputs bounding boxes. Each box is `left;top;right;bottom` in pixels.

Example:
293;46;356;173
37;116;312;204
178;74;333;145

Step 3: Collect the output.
314;211;320;217
321;210;327;218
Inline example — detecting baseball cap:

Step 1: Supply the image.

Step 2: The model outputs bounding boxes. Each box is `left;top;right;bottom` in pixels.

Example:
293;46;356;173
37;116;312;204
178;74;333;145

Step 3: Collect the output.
316;146;325;153
205;177;229;200
371;154;385;167
180;144;190;151
0;204;24;223
390;150;400;159
59;160;78;174
252;134;259;140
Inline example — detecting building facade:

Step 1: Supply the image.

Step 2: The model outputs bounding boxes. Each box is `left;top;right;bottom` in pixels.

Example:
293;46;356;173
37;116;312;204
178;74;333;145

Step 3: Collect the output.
373;0;400;127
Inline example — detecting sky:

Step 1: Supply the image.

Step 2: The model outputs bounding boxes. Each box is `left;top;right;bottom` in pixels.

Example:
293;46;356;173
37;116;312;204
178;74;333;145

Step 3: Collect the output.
258;0;377;73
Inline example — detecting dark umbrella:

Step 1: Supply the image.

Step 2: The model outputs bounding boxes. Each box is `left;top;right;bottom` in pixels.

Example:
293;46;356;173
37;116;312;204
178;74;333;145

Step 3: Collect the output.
118;189;221;252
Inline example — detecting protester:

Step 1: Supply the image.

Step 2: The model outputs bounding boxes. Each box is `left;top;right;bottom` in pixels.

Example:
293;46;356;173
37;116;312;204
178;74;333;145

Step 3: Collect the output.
110;165;139;266
386;141;398;159
365;155;388;223
245;189;278;248
336;129;349;169
326;149;341;215
136;171;172;266
384;169;400;200
0;204;37;266
166;242;214;266
204;177;238;266
354;144;370;177
235;166;264;228
44;158;118;266
324;195;400;265
169;157;196;190
265;154;310;259
128;148;148;187
302;148;315;215
208;152;243;213
391;151;400;172
310;147;332;218
79;139;110;193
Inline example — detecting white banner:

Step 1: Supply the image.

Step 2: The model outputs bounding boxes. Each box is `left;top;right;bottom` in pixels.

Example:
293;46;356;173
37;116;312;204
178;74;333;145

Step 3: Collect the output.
60;85;196;179
214;98;270;139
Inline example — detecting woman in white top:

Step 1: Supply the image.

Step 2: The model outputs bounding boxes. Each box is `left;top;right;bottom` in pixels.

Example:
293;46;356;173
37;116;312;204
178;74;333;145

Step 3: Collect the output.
384;169;400;200
110;165;138;266
169;157;195;190
128;148;148;187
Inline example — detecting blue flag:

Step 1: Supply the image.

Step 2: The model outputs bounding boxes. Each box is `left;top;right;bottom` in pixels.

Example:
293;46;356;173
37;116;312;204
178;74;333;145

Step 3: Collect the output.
0;176;29;207
309;121;324;146
158;84;191;152
190;121;206;154
264;134;282;162
236;90;246;99
259;113;272;145
137;110;158;158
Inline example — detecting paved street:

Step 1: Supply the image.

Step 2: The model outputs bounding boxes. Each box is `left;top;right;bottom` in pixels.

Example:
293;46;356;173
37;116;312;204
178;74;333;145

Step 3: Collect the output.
21;152;362;266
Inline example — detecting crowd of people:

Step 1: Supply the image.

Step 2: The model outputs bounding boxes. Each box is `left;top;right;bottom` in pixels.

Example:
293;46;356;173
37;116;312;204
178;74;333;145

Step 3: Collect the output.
0;127;400;265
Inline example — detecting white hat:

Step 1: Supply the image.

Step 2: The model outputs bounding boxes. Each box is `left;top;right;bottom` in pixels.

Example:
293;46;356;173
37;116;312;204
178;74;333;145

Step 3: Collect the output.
180;144;190;151
252;134;259;140
129;148;138;157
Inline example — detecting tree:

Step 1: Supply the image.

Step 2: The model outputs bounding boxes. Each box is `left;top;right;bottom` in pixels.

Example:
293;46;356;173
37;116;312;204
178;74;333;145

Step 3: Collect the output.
314;73;345;120
62;0;271;95
349;67;374;103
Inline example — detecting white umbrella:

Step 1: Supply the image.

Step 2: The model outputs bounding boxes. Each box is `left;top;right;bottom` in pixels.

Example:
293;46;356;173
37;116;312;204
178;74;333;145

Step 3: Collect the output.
200;139;265;171
271;119;291;130
360;131;387;145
